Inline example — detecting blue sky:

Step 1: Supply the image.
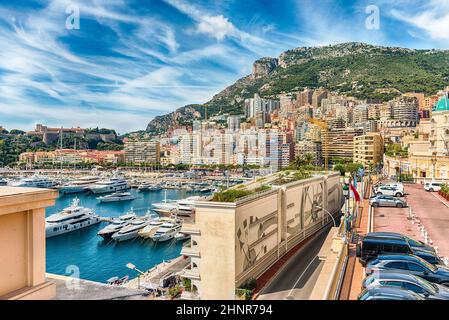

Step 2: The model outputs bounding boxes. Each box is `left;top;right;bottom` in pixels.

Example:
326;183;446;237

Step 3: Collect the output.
0;0;448;133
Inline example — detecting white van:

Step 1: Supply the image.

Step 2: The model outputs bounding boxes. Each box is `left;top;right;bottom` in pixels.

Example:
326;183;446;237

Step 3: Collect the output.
424;182;441;192
374;182;404;194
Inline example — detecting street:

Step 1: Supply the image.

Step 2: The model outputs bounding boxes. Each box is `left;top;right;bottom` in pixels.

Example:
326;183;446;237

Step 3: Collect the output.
257;226;331;300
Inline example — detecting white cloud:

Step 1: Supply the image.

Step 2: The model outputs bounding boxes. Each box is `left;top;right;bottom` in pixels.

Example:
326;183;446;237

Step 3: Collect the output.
389;2;449;41
197;15;236;40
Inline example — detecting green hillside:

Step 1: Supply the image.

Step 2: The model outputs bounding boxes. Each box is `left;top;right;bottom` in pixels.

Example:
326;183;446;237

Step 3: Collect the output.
146;42;449;134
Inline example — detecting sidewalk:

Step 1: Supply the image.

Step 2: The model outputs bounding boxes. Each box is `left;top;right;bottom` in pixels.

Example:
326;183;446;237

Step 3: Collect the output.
338;184;370;300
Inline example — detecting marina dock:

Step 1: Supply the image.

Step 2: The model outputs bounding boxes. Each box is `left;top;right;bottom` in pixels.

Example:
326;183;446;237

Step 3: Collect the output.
122;255;189;293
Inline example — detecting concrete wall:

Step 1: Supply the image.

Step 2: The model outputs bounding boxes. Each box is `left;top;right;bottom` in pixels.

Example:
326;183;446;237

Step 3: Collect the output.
0;187;57;300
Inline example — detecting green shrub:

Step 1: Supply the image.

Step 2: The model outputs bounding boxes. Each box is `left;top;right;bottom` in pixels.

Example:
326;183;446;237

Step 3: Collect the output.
212;189;253;202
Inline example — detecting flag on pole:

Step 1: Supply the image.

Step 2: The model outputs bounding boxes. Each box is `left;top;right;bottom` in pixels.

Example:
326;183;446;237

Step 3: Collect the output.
350;183;361;202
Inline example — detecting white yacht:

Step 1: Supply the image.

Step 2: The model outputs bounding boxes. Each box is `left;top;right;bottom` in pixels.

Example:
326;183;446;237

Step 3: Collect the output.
111;219;150;242
174;232;191;241
58;176;99;194
45;198;101;238
89;173;129;194
97;212;137;239
152;196;200;215
97;192;136;203
11;175;56;188
150;222;182;243
138;217;169;238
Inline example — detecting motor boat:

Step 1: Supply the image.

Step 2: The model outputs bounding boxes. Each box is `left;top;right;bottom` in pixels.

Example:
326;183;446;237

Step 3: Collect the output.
58;176;99;194
97;192;136;203
89;172;129;194
137;214;175;239
150;222;182;243
138;183;162;192
11;175;56;188
138;219;164;238
45;198;101;238
107;275;129;286
97;211;137;239
111;219;150;242
174;232;191;241
152;195;200;215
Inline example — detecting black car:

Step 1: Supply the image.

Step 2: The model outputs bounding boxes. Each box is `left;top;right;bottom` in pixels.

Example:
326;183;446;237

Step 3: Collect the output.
357;235;443;266
358;286;424;300
366;232;436;253
366;254;449;286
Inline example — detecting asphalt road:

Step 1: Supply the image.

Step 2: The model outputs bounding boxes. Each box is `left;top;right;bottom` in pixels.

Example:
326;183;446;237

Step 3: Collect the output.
257;226;331;300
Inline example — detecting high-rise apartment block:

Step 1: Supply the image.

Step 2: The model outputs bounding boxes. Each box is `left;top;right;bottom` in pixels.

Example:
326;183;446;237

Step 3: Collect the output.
353;133;384;168
124;140;160;164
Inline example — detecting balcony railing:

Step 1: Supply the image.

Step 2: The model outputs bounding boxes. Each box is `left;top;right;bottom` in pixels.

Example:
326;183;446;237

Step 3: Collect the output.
180;223;201;235
181;243;201;258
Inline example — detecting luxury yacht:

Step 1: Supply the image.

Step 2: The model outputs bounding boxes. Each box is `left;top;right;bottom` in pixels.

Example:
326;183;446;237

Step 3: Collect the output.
89;173;129;194
150;222;182;243
111;219;150;242
45;198;101;238
151;196;200;215
97;192;136;203
11;175;56;188
97;211;137;239
58;176;99;194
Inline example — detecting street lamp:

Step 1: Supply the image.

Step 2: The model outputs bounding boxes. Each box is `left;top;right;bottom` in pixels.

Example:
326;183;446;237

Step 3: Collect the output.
126;262;145;289
316;205;336;227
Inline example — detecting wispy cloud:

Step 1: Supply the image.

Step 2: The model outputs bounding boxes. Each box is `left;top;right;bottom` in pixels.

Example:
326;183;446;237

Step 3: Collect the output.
0;0;446;132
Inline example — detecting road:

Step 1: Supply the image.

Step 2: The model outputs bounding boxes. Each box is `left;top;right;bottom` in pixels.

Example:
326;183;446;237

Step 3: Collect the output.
257;226;331;300
374;182;449;261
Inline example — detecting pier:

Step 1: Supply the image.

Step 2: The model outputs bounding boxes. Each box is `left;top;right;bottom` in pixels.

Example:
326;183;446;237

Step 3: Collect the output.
122;256;189;295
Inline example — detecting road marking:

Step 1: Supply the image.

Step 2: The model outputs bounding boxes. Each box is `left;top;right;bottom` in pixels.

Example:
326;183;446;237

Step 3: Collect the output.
430;192;449;209
285;256;318;299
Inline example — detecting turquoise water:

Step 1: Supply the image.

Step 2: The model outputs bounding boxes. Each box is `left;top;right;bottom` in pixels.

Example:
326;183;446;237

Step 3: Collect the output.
45;188;199;283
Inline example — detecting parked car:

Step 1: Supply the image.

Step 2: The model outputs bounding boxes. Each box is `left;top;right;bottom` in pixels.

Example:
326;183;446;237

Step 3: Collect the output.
375;185;404;197
362;271;449;300
370;195;407;208
366;232;436;253
356;234;444;266
424;182;442;192
365;254;449;286
374;182;404;194
358;286;425;300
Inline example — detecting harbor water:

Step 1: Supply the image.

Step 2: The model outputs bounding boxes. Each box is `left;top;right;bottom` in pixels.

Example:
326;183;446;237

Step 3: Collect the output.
45;188;200;283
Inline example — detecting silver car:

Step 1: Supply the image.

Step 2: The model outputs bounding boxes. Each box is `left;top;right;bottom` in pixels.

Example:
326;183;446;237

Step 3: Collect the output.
370;195;407;208
362;271;449;300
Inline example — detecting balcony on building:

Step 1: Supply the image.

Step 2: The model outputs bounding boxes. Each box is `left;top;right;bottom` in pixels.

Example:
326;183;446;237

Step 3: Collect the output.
0;187;58;300
180;241;201;258
180;223;201;235
180;263;201;281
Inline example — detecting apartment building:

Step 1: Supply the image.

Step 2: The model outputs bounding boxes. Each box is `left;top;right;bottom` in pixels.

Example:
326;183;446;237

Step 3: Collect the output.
324;128;364;161
124;140;160;164
244;93;280;118
294;140;323;166
312;89;328;109
353;104;368;124
353;133;384;168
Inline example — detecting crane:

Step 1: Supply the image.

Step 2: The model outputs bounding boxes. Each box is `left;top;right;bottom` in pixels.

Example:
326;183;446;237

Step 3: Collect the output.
308;118;329;171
